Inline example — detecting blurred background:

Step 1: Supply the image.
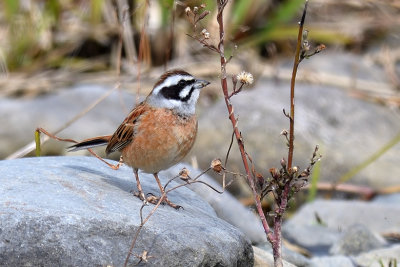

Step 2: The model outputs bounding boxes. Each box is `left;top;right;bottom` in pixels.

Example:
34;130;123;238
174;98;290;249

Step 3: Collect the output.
1;0;400;210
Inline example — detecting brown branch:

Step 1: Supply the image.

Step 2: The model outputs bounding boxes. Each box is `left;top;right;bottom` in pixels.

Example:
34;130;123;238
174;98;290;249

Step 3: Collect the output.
271;3;309;266
216;0;274;243
186;1;315;266
186;33;220;53
288;0;308;169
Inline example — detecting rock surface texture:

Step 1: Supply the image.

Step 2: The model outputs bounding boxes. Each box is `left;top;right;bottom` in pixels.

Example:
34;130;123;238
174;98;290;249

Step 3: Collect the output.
0;156;253;266
281;198;400;266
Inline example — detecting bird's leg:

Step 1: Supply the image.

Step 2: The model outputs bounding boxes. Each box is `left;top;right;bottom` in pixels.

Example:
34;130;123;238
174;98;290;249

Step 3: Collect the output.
88;152;123;170
131;170;181;209
153;173;182;209
132;168;146;201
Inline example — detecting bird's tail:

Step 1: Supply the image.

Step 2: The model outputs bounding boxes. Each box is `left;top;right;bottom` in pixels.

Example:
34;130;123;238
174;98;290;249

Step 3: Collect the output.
68;135;111;152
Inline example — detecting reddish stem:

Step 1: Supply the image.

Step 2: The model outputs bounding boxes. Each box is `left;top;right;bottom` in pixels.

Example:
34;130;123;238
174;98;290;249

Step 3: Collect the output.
216;0;274;243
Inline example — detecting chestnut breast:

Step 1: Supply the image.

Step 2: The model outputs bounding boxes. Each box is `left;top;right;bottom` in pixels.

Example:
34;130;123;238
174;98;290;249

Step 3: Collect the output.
121;107;197;173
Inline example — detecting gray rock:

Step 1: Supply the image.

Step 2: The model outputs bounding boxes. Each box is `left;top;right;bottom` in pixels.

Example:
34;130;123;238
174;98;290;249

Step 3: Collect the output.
353;245;400;267
257;242;311;267
282;224;340;255
253;246;297;267
0;156;253;266
330;224;386;256
168;163;268;244
299;52;387;83
308;255;354;267
283;199;400;254
372;193;400;204
285;199;400;233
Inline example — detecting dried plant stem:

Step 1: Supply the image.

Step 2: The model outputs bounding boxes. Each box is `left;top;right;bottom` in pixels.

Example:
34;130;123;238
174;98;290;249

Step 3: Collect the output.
116;0;137;64
135;0;151;105
272;3;309;266
124;198;163;267
288;0;308;169
213;1;311;266
6;83;120;160
216;0;274;244
274;3;309;266
124;170;229;267
34;127;124;170
164;1;176;68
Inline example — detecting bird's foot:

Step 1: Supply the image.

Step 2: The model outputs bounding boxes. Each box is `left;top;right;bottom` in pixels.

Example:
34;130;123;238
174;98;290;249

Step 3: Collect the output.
131;190;182;209
160;196;183;210
131;190;146;202
146;193;183;210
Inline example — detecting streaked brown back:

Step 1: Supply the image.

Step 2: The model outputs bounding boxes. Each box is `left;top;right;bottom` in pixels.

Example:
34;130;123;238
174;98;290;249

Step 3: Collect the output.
105;102;148;154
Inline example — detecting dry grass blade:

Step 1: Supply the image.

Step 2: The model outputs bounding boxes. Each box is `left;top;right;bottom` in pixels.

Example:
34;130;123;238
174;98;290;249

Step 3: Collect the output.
116;0;137;65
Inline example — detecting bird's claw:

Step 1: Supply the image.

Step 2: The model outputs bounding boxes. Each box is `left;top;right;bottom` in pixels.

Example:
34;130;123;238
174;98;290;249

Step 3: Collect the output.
131;190;182;209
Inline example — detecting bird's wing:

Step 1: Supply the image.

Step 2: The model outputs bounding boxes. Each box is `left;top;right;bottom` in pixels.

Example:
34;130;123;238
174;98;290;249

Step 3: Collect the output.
105;102;147;154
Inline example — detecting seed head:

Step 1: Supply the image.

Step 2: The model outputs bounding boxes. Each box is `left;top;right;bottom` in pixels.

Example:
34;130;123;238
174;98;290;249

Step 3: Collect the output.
237;71;254;85
211;158;224;173
280;158;287;168
179;167;190;180
201;29;210;39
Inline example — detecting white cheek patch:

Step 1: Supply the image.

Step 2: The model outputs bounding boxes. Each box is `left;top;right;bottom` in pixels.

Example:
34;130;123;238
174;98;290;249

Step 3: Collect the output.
179;85;192;99
188;90;200;104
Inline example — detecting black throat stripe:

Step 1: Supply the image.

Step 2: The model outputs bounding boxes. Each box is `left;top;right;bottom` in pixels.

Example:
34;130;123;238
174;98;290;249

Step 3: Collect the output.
160;79;195;102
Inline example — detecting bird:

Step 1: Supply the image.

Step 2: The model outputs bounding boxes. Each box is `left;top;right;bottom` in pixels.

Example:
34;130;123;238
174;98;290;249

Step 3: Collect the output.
68;69;210;209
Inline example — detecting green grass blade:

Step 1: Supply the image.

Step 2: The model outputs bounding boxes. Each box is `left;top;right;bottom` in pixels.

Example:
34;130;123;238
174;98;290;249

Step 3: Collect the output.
35;130;41;157
231;0;254;29
339;131;400;183
246;26;352;45
240;0;305;47
159;0;174;26
4;0;19;21
90;0;103;24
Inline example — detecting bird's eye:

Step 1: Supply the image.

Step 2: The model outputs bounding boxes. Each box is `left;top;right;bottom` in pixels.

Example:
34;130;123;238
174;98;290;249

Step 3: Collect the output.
178;80;186;86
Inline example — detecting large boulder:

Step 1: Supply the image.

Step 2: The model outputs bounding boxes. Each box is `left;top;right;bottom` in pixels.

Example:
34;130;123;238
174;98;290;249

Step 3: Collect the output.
0;156;253;266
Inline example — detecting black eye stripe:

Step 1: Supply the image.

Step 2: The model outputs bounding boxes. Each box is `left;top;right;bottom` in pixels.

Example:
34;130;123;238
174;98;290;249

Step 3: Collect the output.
179;79;193;87
160;79;195;101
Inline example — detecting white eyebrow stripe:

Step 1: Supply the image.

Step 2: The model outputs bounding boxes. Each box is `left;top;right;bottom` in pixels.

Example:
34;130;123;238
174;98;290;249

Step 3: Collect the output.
165;75;193;85
152;74;194;95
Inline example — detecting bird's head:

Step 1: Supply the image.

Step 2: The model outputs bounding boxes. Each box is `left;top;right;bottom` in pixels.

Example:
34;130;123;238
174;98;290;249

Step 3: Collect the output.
147;70;210;116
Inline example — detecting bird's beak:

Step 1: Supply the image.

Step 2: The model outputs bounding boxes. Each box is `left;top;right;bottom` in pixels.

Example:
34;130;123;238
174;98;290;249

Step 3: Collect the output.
194;79;210;89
